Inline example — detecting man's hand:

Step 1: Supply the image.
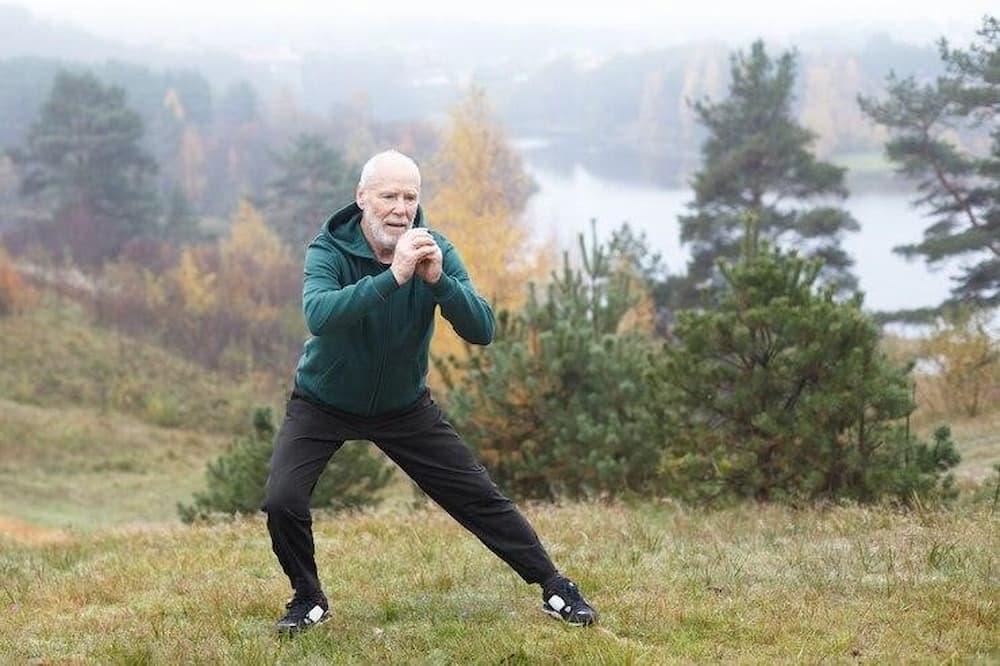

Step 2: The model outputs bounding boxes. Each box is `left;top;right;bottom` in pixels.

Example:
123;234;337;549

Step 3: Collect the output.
414;242;443;285
389;229;439;285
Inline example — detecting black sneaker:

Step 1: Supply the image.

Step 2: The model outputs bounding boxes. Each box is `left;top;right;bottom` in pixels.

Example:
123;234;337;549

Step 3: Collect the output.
541;576;598;626
275;595;330;634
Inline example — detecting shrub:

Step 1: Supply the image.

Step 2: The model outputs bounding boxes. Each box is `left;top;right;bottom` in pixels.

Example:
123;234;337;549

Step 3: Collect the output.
660;227;960;504
441;224;669;500
178;406;394;523
917;306;999;418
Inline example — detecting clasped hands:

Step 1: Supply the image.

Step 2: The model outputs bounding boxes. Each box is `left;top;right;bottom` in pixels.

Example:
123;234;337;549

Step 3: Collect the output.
390;229;442;286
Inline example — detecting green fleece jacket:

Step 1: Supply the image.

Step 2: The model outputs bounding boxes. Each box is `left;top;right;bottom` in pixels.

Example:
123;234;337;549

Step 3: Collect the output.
293;202;495;416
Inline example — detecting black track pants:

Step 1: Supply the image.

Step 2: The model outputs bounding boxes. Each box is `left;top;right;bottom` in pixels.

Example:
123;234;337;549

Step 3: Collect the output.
263;391;558;600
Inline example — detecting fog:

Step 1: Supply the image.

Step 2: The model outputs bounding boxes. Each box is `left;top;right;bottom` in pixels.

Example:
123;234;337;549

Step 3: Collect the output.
2;1;995;312
10;0;996;56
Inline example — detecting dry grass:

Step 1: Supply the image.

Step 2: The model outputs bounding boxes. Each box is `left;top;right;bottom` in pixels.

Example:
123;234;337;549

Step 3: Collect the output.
1;502;997;663
0;297;284;434
1;303;997;662
0;398;229;528
881;332;1000;481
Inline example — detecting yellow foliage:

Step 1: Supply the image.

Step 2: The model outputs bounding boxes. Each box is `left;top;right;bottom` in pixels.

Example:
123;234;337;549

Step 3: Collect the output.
423;88;547;381
617;291;656;335
219;200;297;322
162;88;185;121
172;248;216;315
222;201;289;271
917;308;1000;418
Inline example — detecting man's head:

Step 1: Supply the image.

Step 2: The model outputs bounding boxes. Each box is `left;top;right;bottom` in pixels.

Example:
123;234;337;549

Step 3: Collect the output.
356;150;421;258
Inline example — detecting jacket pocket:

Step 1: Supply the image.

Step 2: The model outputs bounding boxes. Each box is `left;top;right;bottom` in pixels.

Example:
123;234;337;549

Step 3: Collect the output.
314;356;347;392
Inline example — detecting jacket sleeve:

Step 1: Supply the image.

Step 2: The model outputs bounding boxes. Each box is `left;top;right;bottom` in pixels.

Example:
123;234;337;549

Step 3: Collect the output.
428;239;495;345
301;242;400;336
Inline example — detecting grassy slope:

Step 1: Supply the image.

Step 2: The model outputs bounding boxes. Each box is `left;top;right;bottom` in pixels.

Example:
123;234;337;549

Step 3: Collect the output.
0;296;284;435
0;502;997;663
939;410;1000;481
0;298;285;528
0;398;229;528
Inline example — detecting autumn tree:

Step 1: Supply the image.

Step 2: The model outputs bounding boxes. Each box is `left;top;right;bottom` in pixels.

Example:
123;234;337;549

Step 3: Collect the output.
157;200;301;372
860;16;1000;310
216;199;299;325
918;306;1000;417
423;88;542;372
0;244;34;316
262;134;356;249
13;71;159;266
677;41;859;307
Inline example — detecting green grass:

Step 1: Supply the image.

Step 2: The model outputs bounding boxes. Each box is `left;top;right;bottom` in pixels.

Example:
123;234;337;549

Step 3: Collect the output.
2;295;998;662
1;502;997;663
0;397;230;528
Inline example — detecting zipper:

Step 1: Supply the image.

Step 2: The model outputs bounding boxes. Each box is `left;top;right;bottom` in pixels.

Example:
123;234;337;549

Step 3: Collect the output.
366;271;392;415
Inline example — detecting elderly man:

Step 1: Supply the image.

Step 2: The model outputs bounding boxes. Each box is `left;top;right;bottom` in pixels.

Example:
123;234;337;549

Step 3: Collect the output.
264;150;598;633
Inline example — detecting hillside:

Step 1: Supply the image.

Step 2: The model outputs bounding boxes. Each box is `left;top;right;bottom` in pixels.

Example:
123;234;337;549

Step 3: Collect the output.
1;294;998;530
0;297;286;528
0;397;229;528
0;296;284;435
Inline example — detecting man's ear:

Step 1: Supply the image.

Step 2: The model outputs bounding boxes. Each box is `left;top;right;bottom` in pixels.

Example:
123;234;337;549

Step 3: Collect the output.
356;186;365;210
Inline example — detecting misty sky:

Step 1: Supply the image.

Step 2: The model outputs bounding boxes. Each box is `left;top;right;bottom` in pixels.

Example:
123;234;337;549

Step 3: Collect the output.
14;0;997;54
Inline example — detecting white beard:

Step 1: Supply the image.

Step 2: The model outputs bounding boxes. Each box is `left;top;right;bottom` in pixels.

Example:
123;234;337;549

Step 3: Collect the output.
362;213;407;254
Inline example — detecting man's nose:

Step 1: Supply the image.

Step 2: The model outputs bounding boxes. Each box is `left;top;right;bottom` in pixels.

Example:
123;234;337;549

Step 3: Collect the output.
391;197;408;213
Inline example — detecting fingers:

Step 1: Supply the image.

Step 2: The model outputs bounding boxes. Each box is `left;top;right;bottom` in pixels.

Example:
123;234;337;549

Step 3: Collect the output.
400;228;435;245
414;247;443;284
389;233;439;285
412;245;438;262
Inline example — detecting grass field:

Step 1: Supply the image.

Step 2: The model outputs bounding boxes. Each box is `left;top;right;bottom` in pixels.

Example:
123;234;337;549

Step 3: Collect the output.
1;501;998;663
0;397;229;528
1;300;998;663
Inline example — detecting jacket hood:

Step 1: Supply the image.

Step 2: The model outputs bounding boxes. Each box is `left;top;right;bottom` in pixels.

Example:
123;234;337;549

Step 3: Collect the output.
319;201;426;260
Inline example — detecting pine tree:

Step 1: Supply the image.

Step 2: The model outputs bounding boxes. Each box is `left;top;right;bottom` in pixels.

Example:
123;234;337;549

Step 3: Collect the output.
13;71;159;266
859;15;1000;311
161;187;202;243
440;223;668;500
662;219;959;504
178;407;394;523
263;133;356;249
677;41;858;307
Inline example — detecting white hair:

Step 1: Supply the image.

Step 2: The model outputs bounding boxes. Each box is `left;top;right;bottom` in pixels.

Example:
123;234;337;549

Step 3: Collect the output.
358;149;421;190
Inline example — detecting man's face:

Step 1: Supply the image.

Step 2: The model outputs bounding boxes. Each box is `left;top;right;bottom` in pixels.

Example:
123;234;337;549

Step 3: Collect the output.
357;162;420;255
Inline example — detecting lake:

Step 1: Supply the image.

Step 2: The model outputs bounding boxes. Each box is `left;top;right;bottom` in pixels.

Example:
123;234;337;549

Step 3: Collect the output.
521;160;960;314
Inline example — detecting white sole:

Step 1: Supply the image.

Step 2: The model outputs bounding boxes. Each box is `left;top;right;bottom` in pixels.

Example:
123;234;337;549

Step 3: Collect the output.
541;606;592;627
276;610;331;635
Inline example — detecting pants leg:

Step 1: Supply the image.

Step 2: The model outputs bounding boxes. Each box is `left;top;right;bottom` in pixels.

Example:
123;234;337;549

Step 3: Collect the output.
263;397;345;599
374;407;558;585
